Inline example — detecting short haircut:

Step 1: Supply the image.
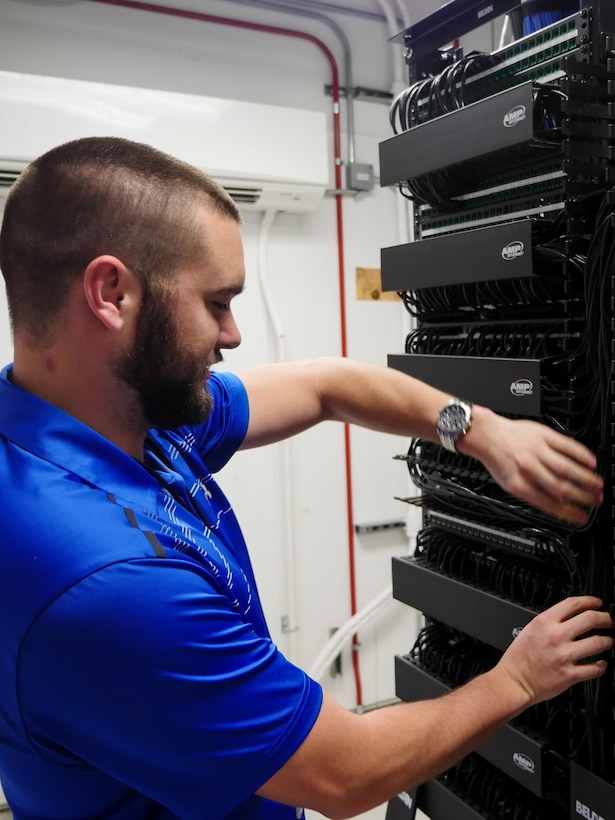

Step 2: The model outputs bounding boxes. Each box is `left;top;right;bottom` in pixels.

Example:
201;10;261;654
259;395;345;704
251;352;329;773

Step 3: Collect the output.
0;136;241;342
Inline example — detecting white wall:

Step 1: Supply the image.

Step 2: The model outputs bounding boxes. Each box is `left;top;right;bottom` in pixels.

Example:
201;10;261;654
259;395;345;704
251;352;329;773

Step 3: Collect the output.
0;1;454;817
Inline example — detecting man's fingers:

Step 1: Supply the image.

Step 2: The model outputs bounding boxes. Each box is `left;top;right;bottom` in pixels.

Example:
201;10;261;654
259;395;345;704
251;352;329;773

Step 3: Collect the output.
544;598;614;662
507;482;592;525
532;596;612;637
540;595;606;623
544;430;598;470
508;454;603;522
536;448;604;503
567;659;610;686
570;633;614;664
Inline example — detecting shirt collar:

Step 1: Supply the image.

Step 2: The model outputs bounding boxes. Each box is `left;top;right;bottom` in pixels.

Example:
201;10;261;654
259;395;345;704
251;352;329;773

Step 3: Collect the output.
0;364;159;507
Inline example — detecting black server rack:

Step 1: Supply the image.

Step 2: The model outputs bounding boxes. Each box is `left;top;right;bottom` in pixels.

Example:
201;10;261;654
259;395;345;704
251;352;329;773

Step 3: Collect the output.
380;3;615;818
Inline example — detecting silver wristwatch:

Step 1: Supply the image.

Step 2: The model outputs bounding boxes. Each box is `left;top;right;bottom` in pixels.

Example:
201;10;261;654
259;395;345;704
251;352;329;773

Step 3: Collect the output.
436;398;473;452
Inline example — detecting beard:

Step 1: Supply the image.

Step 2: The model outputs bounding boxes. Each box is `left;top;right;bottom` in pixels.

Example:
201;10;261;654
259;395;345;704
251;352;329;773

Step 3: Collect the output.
115;283;218;430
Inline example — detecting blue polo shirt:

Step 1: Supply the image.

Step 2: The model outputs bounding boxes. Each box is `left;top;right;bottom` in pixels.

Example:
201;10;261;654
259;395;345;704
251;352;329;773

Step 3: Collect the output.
0;365;322;819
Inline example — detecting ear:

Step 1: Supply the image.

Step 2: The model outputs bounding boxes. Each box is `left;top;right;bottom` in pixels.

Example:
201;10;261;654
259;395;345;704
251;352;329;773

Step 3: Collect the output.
82;256;140;332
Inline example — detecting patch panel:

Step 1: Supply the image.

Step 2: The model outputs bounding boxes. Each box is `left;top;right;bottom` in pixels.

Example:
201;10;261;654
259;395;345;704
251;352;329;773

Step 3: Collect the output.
422;507;574;564
417;184;566;238
419;199;565;237
395;15;585;129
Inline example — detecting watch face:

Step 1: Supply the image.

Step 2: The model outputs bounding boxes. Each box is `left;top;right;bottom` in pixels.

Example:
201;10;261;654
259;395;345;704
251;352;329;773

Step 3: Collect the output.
439;404;469;433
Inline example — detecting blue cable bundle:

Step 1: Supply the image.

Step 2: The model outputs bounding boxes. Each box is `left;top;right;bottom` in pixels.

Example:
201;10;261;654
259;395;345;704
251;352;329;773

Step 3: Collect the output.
521;0;581;35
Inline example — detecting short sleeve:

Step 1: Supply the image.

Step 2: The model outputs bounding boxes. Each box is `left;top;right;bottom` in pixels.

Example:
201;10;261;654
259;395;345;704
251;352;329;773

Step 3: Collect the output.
18;557;323;820
152;371;250;473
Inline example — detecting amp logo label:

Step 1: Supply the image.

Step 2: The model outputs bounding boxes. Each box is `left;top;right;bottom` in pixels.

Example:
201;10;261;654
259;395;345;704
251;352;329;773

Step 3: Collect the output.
502;241;524;260
504;105;526;127
575;800;605;820
513;753;535;774
510;379;533;396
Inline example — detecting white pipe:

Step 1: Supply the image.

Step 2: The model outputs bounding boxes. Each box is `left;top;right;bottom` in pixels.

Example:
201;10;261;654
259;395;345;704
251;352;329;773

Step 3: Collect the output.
259;210;286;362
258;210;299;662
309;584;393;681
391;187;414;342
391;0;410;30
374;0;405;90
499;14;510;49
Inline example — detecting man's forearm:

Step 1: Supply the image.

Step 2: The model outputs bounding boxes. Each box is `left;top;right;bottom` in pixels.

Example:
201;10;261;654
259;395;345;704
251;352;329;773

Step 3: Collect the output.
343;666;529;814
239;357;451;449
259;665;530;818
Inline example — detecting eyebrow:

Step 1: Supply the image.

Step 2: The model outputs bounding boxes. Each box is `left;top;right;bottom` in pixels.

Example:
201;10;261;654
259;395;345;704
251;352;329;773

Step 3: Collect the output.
212;284;245;297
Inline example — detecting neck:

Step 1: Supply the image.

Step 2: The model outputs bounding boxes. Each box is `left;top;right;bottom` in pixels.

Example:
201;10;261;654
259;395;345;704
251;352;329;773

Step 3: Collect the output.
12;344;148;460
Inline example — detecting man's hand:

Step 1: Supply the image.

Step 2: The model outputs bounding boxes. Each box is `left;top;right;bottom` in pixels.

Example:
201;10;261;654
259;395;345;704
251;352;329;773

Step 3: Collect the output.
460;406;604;524
492;596;613;707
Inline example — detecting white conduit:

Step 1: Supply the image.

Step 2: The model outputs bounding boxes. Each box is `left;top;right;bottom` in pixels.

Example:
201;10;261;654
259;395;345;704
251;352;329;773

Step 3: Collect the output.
374;0;405;90
391;0;411;31
258;210;299;662
309;584;394;682
259;210;286;361
499;15;511;48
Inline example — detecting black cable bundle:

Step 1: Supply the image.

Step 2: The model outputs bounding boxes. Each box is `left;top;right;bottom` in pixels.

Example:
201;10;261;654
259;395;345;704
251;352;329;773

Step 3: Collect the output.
404;322;583;359
398;233;586;325
567;195;615;778
415;526;571;609
398;439;586;532
389;52;499;134
532;84;567;142
410;621;499;688
389;55;499;212
399;272;584;324
581;187;615;476
420;502;582;571
570;233;615;778
439;753;568;819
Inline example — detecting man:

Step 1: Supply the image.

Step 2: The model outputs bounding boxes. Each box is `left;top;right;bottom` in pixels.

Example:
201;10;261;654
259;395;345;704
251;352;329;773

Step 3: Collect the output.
0;136;610;820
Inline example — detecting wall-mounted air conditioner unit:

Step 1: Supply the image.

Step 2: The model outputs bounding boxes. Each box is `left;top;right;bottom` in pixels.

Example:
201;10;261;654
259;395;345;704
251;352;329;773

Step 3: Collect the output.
0;70;329;213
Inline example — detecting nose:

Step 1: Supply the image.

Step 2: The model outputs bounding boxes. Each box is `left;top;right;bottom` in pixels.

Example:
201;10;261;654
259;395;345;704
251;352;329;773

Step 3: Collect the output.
218;310;242;350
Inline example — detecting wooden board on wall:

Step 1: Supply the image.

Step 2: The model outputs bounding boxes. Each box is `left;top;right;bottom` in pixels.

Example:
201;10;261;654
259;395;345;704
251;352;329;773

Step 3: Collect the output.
356;267;401;302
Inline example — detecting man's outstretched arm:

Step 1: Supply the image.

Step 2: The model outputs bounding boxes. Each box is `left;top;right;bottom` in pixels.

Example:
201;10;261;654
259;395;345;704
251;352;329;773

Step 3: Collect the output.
238;357;603;525
257;596;613;818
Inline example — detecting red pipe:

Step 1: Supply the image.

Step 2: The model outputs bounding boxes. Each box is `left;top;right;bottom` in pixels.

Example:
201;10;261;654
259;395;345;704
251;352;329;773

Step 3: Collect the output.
90;0;363;707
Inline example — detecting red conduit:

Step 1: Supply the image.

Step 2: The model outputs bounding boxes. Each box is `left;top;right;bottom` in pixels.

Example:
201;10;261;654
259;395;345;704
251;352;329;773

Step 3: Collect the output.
90;0;363;707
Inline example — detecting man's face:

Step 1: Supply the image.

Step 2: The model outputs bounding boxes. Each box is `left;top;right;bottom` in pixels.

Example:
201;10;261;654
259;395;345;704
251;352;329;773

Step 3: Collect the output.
115;207;244;430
